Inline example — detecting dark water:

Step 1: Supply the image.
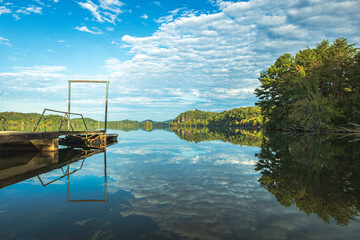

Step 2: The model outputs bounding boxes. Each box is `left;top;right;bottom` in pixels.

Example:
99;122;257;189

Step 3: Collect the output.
0;129;359;239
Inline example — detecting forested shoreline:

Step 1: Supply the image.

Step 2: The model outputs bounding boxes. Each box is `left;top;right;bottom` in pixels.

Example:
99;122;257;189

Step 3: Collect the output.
0;111;170;131
170;107;262;129
171;38;360;133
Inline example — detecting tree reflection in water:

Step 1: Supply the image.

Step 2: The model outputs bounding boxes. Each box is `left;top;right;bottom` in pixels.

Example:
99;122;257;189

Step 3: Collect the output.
255;133;360;226
172;127;360;226
171;126;263;147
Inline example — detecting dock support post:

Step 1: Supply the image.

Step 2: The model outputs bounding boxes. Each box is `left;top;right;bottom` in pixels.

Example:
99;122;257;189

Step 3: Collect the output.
30;138;59;152
0;138;59;154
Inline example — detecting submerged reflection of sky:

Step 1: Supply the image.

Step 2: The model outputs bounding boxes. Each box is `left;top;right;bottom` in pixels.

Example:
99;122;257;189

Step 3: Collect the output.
107;130;360;239
0;130;359;239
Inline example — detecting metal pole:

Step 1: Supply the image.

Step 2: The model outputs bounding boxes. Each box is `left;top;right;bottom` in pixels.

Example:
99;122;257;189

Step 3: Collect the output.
104;150;108;202
104;81;109;133
66;165;70;202
68;81;71;131
59;114;66;131
33;109;46;131
81;114;88;131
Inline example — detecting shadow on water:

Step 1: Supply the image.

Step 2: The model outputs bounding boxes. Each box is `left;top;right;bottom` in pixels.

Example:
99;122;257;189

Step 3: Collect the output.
255;132;360;226
0;148;108;203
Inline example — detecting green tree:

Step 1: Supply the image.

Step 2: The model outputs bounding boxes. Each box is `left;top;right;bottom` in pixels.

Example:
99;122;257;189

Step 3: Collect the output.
144;121;153;131
254;53;295;129
255;38;359;131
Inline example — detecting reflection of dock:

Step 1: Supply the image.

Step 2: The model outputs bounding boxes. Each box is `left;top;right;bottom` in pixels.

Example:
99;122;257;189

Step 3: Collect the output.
0;148;104;189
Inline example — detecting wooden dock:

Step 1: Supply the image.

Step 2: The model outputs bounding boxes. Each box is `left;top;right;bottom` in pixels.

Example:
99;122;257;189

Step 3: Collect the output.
0;130;117;153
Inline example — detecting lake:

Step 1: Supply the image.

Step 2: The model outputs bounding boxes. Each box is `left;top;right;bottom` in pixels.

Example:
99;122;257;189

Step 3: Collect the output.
0;128;359;239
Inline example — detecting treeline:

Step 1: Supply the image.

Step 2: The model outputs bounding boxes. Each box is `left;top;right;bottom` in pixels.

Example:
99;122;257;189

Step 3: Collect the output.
0;112;171;132
0;111;97;131
255;38;360;132
170;107;262;128
107;120;170;131
107;119;144;131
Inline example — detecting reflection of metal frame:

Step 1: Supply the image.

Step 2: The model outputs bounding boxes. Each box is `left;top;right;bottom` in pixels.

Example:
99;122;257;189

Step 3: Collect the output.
37;160;85;187
36;149;99;186
66;151;108;203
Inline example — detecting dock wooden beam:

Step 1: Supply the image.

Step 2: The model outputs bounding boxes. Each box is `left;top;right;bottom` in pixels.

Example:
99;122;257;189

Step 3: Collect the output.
0;130;114;153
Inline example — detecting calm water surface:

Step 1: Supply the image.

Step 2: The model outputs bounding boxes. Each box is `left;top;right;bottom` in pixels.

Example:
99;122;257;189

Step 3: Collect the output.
0;129;359;239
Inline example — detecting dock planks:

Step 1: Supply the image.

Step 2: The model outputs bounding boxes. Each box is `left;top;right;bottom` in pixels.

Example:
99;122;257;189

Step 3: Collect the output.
0;130;106;144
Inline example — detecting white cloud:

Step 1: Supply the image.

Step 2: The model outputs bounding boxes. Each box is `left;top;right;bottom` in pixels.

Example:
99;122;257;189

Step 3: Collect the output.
77;0;124;24
0;65;67;79
1;0;358;121
12;14;20;20
153;1;161;7
0;36;11;46
140;14;148;19
99;0;123;12
0;2;51;19
75;25;103;35
33;0;44;5
168;7;186;16
154;14;173;24
103;0;359;115
16;6;42;15
78;1;103;22
0;65;69;112
0;6;11;15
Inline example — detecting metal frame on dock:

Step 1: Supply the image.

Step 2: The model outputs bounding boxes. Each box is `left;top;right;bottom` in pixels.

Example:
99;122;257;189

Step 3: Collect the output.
68;80;109;133
33;108;88;132
6;80;115;151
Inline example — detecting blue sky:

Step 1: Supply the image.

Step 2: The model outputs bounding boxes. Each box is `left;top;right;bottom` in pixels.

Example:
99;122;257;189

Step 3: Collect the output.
0;0;359;121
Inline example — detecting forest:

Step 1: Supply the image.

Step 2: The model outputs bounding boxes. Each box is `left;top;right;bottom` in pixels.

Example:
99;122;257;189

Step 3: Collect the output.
170;107;262;128
0;111;97;131
0;111;169;132
255;38;360;132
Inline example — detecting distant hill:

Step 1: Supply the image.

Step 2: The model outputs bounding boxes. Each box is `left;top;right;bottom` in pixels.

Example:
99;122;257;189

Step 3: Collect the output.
141;119;173;124
0;111;97;131
0;107;263;131
170;107;262;128
0;111;171;131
